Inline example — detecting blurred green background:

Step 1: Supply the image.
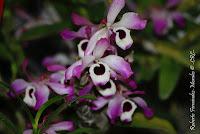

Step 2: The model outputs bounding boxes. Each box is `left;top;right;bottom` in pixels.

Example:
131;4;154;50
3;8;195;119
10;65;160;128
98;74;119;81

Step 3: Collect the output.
0;0;199;134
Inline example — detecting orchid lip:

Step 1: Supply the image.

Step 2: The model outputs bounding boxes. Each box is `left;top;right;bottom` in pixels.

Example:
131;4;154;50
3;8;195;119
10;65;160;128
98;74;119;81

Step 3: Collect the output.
89;62;110;86
78;39;89;58
120;99;137;122
97;80;116;97
23;86;36;107
113;27;133;50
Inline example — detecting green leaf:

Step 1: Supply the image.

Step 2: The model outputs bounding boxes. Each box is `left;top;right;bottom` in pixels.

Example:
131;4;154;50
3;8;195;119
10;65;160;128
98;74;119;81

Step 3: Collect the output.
79;94;96;100
19;22;69;41
40;103;67;132
0;44;12;61
0;81;10;91
130;113;177;134
0;112;19;134
33;96;64;133
154;42;189;66
159;56;182;100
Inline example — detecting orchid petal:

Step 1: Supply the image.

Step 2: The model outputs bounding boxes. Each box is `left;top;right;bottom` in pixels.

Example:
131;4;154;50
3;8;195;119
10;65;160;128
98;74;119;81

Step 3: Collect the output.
34;84;50;110
78;39;89;58
132;97;154;118
65;60;83;80
47;64;66;72
120;99;137;122
82;55;95;69
107;94;124;123
97;80;116;97
93;38;110;58
60;26;89;40
50;71;65;84
11;79;29;95
72;12;93;26
46;121;74;133
91;97;108;110
153;18;169;36
60;29;80;40
23;129;32;134
113;12;147;30
48;82;74;95
100;55;133;79
113;27;133;50
89;62;110;86
166;0;181;8
42;54;69;67
78;82;93;96
172;12;185;28
85;28;108;56
107;0;125;25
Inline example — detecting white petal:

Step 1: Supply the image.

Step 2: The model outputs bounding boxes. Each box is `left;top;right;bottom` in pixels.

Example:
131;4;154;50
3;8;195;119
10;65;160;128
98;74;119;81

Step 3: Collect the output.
78;39;89;58
89;62;110;86
23;86;36;107
97;80;116;97
113;27;133;50
120;99;137;122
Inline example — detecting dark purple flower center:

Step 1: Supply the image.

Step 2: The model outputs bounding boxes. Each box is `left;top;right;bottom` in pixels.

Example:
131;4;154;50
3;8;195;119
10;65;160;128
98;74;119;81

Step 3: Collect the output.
116;29;126;39
99;81;111;89
94;64;105;75
123;101;132;112
81;42;88;51
29;89;34;98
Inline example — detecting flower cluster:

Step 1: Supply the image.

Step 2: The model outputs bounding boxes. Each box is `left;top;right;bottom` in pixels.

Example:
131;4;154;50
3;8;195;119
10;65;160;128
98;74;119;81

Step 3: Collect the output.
9;0;153;133
150;0;185;36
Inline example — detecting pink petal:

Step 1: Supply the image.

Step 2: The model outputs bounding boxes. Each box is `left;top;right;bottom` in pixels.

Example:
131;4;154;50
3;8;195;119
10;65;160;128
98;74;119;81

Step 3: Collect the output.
91;97;109;110
48;82;74;95
85;28;108;56
47;64;66;72
100;55;133;79
49;72;65;83
47;121;74;132
132;97;154;118
93;38;110;58
107;94;124;123
11;79;29;95
107;0;125;25
23;129;32;134
114;12;147;30
166;0;181;8
34;84;50;110
78;82;93;96
71;12;93;26
65;60;83;80
172;12;185;28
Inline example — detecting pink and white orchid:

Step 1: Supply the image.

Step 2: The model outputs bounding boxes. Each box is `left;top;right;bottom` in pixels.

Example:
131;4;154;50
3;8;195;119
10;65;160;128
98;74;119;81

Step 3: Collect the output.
85;0;147;55
91;85;153;123
23;121;74;134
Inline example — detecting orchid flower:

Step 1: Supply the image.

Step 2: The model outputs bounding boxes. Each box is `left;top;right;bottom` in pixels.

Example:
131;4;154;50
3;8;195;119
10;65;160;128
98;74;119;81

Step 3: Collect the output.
91;85;153;123
10;71;74;110
42;53;72;67
23;121;74;134
60;13;98;41
85;0;147;55
150;0;185;36
65;38;133;91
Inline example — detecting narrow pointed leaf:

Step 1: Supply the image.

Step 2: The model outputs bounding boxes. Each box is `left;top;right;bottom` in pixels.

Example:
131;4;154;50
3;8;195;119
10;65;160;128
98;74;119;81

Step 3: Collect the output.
159;56;182;100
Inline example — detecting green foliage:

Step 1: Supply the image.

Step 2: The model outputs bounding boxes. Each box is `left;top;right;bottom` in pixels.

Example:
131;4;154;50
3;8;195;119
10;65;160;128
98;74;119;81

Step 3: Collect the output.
130;113;177;134
0;112;20;134
159;57;182;100
20;22;70;41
